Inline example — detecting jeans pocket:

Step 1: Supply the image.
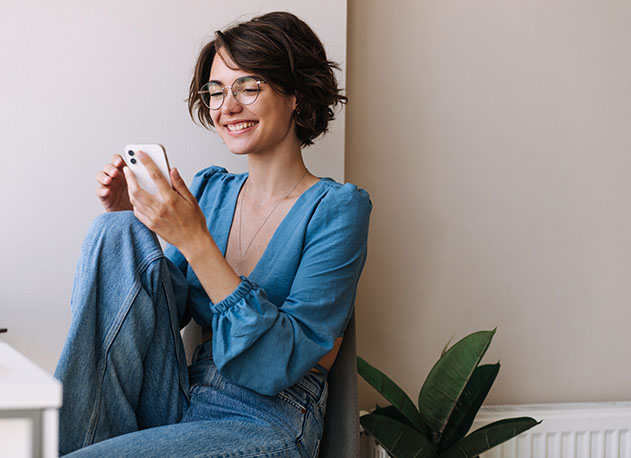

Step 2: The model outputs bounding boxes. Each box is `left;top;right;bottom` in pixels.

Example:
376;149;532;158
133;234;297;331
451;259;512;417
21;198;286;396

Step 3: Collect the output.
276;388;309;415
275;372;327;416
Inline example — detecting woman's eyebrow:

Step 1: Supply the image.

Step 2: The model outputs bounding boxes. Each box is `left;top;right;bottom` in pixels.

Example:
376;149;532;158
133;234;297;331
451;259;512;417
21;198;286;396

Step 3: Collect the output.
207;75;263;85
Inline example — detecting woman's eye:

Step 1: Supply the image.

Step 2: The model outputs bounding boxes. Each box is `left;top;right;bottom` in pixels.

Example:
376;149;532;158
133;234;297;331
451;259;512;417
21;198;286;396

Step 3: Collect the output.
210;92;223;98
242;88;258;94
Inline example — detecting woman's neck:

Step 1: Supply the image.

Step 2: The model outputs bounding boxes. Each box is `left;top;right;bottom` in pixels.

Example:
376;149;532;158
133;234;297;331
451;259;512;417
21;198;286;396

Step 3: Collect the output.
245;148;309;205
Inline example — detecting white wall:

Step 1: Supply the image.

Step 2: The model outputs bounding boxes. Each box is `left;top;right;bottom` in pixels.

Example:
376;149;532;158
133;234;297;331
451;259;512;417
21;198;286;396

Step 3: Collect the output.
347;0;631;408
0;0;346;373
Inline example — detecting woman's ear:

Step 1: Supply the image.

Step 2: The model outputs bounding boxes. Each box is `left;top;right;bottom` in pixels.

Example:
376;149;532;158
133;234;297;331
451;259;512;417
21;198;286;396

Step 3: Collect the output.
286;94;298;112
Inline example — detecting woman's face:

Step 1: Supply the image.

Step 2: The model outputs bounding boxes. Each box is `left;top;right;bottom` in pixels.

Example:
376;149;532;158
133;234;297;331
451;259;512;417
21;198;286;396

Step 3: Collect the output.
208;49;299;156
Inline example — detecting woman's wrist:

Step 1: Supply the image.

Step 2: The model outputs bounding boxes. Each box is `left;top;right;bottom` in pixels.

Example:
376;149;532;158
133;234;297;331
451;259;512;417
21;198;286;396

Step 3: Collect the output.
181;228;242;304
179;229;217;265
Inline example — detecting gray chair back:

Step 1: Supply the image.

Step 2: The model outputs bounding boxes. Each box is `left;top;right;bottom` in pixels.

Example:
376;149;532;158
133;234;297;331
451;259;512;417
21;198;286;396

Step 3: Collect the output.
319;312;359;457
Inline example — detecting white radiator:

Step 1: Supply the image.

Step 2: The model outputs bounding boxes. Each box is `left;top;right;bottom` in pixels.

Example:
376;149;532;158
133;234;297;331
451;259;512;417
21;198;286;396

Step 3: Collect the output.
361;402;631;458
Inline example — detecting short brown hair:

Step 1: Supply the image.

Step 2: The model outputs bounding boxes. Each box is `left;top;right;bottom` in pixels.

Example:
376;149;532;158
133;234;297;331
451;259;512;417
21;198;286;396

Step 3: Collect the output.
188;11;347;147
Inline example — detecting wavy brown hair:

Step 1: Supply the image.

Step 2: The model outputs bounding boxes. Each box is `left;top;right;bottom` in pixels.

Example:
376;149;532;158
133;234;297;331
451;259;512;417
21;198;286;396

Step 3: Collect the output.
188;11;347;148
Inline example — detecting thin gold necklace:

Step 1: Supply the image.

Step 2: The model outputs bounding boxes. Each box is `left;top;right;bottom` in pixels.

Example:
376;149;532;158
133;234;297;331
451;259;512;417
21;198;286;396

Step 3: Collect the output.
238;170;308;263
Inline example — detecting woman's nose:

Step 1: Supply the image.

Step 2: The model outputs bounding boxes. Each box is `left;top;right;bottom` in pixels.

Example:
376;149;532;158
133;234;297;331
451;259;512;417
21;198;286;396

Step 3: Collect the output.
221;89;242;114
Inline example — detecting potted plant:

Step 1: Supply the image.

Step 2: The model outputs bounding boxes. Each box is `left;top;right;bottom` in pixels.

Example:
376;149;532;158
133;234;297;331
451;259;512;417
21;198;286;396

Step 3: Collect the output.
357;329;540;458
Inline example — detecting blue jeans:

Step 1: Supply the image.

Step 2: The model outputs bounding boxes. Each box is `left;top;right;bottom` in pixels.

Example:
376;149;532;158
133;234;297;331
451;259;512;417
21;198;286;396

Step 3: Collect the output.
54;212;327;457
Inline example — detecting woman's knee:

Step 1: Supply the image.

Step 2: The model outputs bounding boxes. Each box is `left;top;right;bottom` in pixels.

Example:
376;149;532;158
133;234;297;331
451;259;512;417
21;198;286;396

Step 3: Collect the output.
89;211;154;242
71;211;165;317
89;211;144;236
82;211;161;263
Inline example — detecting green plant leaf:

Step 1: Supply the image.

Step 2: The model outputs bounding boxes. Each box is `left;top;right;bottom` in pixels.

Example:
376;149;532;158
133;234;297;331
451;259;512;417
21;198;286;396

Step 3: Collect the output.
440;333;455;358
418;329;496;433
361;413;437;458
374;405;417;429
438;363;500;452
358;356;427;433
439;417;541;458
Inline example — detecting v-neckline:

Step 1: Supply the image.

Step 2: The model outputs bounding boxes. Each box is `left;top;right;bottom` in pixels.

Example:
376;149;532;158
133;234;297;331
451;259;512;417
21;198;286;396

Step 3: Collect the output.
222;173;326;278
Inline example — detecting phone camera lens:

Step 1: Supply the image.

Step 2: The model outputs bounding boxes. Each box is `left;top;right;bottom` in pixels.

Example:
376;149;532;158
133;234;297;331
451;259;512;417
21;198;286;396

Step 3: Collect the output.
128;150;135;156
130;158;137;164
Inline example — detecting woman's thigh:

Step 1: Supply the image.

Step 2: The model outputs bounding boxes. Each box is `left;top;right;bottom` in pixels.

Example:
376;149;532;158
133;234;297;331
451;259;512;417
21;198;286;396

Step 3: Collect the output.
62;420;303;458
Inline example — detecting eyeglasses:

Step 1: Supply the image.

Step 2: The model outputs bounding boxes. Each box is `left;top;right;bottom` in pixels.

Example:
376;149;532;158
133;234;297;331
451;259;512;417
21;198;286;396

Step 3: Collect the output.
198;76;266;110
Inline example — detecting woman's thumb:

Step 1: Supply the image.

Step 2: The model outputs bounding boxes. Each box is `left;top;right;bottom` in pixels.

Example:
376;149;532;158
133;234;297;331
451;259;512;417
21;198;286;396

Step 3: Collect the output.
171;168;193;200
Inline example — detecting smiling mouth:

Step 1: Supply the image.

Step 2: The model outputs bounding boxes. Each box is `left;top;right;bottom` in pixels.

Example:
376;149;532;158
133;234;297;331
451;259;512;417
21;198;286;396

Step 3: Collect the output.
226;121;258;132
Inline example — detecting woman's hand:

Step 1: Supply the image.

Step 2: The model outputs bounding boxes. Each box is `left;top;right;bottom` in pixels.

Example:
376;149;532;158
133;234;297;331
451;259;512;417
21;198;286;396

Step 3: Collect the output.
122;150;209;256
96;154;133;212
124;151;241;303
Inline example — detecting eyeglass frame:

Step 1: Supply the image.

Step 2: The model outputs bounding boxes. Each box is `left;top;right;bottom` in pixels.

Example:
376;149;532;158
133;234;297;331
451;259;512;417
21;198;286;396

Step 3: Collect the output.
198;76;267;110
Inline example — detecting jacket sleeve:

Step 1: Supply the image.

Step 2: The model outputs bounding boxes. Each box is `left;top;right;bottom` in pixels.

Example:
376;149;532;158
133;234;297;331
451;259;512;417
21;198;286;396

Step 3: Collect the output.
210;184;371;395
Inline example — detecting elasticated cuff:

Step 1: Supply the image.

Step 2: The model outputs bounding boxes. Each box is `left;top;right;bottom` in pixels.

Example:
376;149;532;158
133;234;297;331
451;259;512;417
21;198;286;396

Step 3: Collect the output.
210;276;255;314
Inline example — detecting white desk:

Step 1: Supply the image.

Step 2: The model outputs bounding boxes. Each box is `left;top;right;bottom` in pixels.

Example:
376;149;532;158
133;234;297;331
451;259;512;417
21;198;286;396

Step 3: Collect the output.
0;341;62;458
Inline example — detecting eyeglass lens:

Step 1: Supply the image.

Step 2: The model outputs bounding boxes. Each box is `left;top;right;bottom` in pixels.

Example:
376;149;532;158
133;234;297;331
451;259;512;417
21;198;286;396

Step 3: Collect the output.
200;76;260;110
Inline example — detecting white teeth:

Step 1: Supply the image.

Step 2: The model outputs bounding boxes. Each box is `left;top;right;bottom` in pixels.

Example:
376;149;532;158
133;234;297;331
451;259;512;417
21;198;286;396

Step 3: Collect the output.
227;121;257;132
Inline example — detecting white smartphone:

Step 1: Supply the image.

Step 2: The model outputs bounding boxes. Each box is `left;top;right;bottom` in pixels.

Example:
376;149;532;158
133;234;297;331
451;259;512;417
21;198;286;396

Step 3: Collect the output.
123;144;171;195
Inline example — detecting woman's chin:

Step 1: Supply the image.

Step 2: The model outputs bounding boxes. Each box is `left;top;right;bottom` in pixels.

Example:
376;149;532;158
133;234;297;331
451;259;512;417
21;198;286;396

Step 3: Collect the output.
229;149;251;156
224;140;255;155
221;138;254;156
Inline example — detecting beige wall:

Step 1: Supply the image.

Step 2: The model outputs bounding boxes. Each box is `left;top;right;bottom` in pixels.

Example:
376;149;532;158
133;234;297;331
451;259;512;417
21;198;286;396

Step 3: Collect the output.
346;0;631;410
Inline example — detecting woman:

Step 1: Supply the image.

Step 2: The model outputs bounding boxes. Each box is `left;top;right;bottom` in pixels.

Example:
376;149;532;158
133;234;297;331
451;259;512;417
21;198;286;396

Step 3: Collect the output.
55;11;371;458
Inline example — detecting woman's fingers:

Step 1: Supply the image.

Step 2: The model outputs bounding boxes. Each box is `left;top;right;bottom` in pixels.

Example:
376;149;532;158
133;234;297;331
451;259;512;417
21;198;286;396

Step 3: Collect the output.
111;154;125;169
110;154;126;176
123;166;154;213
96;154;134;212
103;163;120;178
137;150;173;196
97;158;126;185
123;166;165;231
96;171;112;186
122;165;141;197
123;156;204;246
170;168;196;204
96;186;110;198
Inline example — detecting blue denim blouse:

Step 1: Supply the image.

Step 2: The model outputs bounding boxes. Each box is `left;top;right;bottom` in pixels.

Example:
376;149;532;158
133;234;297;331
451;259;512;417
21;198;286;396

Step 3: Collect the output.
164;166;371;395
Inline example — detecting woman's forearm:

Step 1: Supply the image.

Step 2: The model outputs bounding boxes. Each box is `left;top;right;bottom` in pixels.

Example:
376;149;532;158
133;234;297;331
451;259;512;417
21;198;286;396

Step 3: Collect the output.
180;231;242;305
